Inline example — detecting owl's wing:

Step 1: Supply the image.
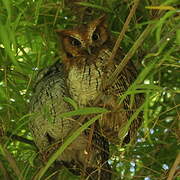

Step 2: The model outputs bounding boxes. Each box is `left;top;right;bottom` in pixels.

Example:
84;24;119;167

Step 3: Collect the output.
29;61;73;153
29;61;112;179
115;60;144;144
100;57;143;145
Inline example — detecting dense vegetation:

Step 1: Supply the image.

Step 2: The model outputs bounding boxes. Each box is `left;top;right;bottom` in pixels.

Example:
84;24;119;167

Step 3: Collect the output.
0;0;179;179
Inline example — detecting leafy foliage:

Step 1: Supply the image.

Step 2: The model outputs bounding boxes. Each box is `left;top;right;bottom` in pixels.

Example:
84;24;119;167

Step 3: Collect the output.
0;0;179;179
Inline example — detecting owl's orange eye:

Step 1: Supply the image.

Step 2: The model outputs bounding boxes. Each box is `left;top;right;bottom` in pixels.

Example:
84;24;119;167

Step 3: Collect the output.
92;32;100;41
70;38;81;47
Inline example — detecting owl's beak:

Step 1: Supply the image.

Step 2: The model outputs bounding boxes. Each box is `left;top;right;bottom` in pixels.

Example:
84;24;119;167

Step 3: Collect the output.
85;47;92;55
87;47;92;55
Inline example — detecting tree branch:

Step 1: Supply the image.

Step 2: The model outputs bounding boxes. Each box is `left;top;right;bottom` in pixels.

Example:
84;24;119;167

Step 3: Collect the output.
167;152;180;180
0;145;24;180
0;160;12;180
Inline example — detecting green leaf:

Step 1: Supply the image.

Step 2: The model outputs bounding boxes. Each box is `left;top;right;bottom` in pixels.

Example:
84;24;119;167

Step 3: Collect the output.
35;114;101;180
2;0;11;21
59;107;108;118
34;0;43;24
63;97;78;110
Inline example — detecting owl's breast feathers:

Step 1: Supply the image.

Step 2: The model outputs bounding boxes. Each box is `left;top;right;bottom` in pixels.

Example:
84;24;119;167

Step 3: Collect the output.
67;48;143;144
67;48;112;106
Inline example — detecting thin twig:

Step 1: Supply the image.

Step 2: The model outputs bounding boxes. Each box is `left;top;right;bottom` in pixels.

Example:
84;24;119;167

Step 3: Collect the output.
0;160;12;180
106;23;155;86
0;145;24;180
94;0;140;104
167;152;180;180
94;23;155;105
109;0;140;63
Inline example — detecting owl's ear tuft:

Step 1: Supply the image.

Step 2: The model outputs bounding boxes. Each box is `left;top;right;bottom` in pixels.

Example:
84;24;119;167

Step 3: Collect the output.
89;14;107;31
55;29;66;37
98;14;107;22
96;14;107;26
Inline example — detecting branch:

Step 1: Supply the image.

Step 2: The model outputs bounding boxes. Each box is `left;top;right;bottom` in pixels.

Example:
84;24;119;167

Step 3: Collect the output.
0;160;12;180
94;0;140;104
167;152;180;180
0;145;24;180
109;0;140;63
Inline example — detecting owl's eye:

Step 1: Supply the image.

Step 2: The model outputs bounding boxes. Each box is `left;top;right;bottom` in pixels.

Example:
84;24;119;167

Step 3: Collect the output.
66;52;73;58
92;32;100;41
70;38;81;47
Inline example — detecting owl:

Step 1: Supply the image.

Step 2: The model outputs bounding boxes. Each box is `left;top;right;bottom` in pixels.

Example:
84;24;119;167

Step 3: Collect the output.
29;15;143;180
56;15;143;144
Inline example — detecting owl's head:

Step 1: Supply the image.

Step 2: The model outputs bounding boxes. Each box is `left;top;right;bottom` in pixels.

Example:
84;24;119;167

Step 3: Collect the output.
56;15;110;69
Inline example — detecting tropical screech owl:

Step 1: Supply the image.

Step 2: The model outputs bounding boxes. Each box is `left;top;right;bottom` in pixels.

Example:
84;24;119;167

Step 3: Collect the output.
29;15;143;180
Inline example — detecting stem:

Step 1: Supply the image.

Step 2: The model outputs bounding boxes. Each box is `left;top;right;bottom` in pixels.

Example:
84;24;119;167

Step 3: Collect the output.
167;152;180;180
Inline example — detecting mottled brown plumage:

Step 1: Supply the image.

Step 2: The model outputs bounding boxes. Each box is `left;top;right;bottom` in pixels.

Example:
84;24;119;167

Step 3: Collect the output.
29;62;110;179
56;15;143;144
29;15;143;180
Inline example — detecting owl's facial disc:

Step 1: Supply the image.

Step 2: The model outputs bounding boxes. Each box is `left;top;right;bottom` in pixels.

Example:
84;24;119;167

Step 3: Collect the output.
56;15;109;68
